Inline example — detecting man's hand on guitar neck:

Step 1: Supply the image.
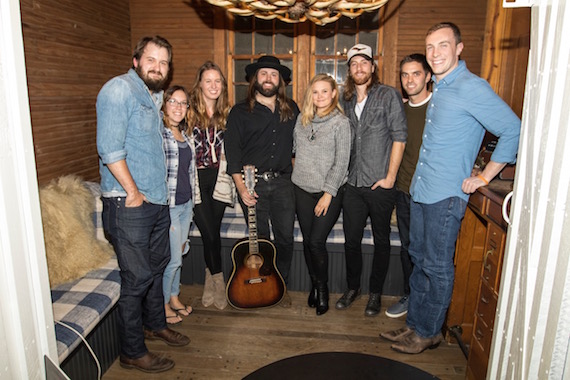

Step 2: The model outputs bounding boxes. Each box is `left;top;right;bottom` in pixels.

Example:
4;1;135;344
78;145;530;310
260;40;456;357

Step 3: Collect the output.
232;173;258;206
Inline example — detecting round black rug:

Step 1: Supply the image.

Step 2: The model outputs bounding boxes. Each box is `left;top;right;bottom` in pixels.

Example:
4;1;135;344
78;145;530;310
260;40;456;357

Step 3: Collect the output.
243;352;439;379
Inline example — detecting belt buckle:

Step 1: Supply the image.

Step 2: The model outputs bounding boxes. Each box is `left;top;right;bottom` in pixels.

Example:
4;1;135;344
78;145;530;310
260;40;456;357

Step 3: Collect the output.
262;172;274;182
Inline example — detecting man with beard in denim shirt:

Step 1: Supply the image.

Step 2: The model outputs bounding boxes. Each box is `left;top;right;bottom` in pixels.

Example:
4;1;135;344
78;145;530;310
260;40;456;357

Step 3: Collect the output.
97;36;189;373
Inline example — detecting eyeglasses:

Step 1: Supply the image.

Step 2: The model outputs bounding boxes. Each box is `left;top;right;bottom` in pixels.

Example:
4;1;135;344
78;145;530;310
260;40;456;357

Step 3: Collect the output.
167;99;189;108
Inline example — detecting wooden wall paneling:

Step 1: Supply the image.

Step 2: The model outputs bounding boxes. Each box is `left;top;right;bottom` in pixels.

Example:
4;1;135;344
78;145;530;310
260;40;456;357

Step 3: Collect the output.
481;0;530;117
129;0;216;91
296;22;312;104
396;0;488;83
21;0;132;185
380;0;400;88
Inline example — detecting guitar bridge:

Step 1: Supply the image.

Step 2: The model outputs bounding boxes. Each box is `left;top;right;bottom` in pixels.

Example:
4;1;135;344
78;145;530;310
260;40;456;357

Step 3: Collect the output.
244;277;266;284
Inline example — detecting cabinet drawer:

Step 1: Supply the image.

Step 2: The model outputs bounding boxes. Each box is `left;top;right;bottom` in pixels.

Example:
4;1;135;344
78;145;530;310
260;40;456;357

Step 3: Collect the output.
483;224;505;291
473;315;493;354
467;336;489;380
469;191;487;214
486;196;505;226
476;284;497;327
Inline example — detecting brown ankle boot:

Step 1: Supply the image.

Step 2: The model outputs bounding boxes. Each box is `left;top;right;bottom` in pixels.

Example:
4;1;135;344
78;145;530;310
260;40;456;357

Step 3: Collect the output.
202;268;214;307
212;272;228;309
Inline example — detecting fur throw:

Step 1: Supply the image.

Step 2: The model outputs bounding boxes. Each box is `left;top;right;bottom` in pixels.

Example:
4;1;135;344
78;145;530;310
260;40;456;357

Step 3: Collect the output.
40;175;113;287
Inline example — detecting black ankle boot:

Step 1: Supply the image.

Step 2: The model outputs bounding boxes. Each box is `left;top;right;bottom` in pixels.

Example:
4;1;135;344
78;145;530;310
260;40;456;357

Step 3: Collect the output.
307;287;317;308
316;283;329;315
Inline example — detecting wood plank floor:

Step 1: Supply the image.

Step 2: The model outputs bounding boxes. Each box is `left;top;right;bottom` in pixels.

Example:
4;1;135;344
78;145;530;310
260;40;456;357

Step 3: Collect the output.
103;285;466;380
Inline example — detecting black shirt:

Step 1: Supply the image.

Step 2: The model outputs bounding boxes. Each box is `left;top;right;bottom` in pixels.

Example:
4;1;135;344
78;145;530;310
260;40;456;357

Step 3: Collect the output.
225;99;300;175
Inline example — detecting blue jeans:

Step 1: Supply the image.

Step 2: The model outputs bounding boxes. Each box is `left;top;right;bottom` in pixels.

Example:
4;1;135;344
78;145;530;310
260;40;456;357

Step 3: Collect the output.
239;175;295;284
395;189;413;295
406;197;467;338
101;197;171;359
342;183;397;293
163;200;193;303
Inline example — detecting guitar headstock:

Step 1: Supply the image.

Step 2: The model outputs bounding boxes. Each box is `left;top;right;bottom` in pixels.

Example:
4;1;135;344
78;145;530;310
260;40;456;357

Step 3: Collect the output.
243;165;256;194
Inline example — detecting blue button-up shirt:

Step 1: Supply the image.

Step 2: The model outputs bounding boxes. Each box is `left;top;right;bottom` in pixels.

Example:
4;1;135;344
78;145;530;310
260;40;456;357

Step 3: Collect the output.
96;69;168;205
410;61;521;204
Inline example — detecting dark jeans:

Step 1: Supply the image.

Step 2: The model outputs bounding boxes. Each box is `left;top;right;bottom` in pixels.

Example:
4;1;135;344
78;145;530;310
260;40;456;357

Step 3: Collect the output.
194;168;228;274
238;175;295;284
395;189;414;295
342;183;397;294
101;197;170;359
294;184;345;284
406;197;467;338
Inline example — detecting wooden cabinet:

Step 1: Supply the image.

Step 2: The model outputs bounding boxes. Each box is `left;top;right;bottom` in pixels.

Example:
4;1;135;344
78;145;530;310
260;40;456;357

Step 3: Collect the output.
444;181;512;379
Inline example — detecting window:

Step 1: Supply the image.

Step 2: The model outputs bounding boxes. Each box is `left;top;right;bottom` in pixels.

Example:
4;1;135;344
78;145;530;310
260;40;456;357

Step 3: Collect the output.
313;12;380;89
228;12;380;103
230;17;296;103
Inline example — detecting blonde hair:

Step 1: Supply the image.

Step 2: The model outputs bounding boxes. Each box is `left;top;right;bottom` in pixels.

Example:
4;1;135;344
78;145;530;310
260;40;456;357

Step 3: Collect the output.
187;61;230;132
301;74;343;126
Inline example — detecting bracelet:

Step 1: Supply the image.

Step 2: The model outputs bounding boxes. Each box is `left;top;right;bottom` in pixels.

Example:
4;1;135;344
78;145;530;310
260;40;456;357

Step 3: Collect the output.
477;174;489;185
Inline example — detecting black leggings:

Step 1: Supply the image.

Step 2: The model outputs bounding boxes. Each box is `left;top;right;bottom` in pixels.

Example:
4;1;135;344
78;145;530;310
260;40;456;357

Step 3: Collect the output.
193;168;227;274
294;184;344;284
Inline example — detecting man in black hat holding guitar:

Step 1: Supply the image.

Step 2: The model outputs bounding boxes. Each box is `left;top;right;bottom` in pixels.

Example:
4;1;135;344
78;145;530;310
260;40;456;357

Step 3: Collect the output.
225;56;300;307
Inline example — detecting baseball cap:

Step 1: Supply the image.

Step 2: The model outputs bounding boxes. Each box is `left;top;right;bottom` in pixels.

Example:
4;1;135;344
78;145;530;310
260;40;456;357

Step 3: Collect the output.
347;44;373;63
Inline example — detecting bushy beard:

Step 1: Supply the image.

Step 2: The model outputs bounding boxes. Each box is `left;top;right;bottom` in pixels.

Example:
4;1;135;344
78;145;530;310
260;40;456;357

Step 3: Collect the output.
254;81;279;97
136;66;167;92
351;71;372;86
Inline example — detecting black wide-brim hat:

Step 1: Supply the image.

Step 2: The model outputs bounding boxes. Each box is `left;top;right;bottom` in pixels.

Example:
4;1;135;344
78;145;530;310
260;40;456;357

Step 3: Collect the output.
245;55;292;83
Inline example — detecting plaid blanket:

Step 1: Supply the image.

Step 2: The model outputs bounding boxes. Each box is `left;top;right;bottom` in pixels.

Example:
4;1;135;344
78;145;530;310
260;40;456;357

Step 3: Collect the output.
51;182;121;362
189;204;401;246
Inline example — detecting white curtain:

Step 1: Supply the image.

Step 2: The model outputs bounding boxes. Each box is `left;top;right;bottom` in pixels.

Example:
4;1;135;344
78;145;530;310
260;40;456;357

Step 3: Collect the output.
489;1;570;379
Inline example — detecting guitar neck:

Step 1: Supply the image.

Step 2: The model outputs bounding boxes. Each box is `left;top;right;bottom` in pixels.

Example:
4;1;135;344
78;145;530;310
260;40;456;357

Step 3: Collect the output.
247;204;259;254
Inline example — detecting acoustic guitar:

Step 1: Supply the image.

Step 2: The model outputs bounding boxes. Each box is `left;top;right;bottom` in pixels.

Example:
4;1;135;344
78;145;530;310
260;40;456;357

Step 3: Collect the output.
226;165;286;309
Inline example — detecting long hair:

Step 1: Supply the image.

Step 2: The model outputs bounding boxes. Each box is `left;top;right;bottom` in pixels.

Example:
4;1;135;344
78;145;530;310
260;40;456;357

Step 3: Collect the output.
187;61;230;132
301;74;343;127
162;85;190;130
342;60;380;102
247;71;295;122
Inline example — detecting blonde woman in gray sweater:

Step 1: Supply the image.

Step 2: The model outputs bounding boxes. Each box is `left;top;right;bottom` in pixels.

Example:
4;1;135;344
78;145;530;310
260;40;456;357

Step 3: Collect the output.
292;73;351;315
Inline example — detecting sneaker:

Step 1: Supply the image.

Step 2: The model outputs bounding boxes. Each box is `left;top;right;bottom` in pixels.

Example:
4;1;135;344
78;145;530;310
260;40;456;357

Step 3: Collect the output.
385;296;409;318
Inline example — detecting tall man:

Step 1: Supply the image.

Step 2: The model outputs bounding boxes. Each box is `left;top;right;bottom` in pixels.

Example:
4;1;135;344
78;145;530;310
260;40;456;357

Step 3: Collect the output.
381;22;521;354
225;56;300;307
385;54;432;319
336;44;407;316
97;36;189;373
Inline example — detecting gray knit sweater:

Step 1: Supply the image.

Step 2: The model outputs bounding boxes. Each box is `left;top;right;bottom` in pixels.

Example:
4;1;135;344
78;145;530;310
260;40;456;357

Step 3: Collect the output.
291;109;351;197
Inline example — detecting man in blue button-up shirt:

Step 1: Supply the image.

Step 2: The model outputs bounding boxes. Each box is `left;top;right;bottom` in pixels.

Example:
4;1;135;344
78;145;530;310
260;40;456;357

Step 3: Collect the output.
381;22;521;354
97;36;189;373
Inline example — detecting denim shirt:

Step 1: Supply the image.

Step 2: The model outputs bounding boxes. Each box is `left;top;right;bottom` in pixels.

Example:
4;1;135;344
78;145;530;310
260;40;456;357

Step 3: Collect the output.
410;61;521;204
341;83;407;187
96;69;167;204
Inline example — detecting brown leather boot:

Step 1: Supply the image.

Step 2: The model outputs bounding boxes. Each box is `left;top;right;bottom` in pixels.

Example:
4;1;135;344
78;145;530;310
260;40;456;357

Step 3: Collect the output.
212;271;228;309
202;268;214;307
120;352;174;373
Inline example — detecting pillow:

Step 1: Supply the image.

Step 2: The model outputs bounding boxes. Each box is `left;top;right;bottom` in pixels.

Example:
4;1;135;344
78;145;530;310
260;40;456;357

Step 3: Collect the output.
40;175;114;287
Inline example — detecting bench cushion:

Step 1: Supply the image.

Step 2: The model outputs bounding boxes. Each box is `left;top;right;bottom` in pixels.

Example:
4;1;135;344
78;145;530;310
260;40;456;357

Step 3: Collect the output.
189;204;400;246
52;257;120;361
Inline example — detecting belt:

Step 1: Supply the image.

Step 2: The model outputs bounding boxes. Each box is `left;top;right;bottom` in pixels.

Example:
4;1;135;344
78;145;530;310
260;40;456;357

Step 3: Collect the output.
256;171;283;182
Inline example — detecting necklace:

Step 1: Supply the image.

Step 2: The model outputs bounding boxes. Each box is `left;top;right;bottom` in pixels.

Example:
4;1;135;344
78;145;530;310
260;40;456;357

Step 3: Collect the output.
205;124;218;163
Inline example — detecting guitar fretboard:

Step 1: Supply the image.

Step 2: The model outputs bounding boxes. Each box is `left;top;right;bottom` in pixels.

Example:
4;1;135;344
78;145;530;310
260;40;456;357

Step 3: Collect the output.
248;206;259;254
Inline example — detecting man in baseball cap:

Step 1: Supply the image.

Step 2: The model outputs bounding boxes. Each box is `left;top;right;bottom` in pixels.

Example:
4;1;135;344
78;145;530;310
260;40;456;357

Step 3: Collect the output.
335;43;408;318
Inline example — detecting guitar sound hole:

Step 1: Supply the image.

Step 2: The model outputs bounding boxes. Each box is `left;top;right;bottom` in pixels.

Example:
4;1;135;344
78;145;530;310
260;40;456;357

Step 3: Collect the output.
245;254;264;270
